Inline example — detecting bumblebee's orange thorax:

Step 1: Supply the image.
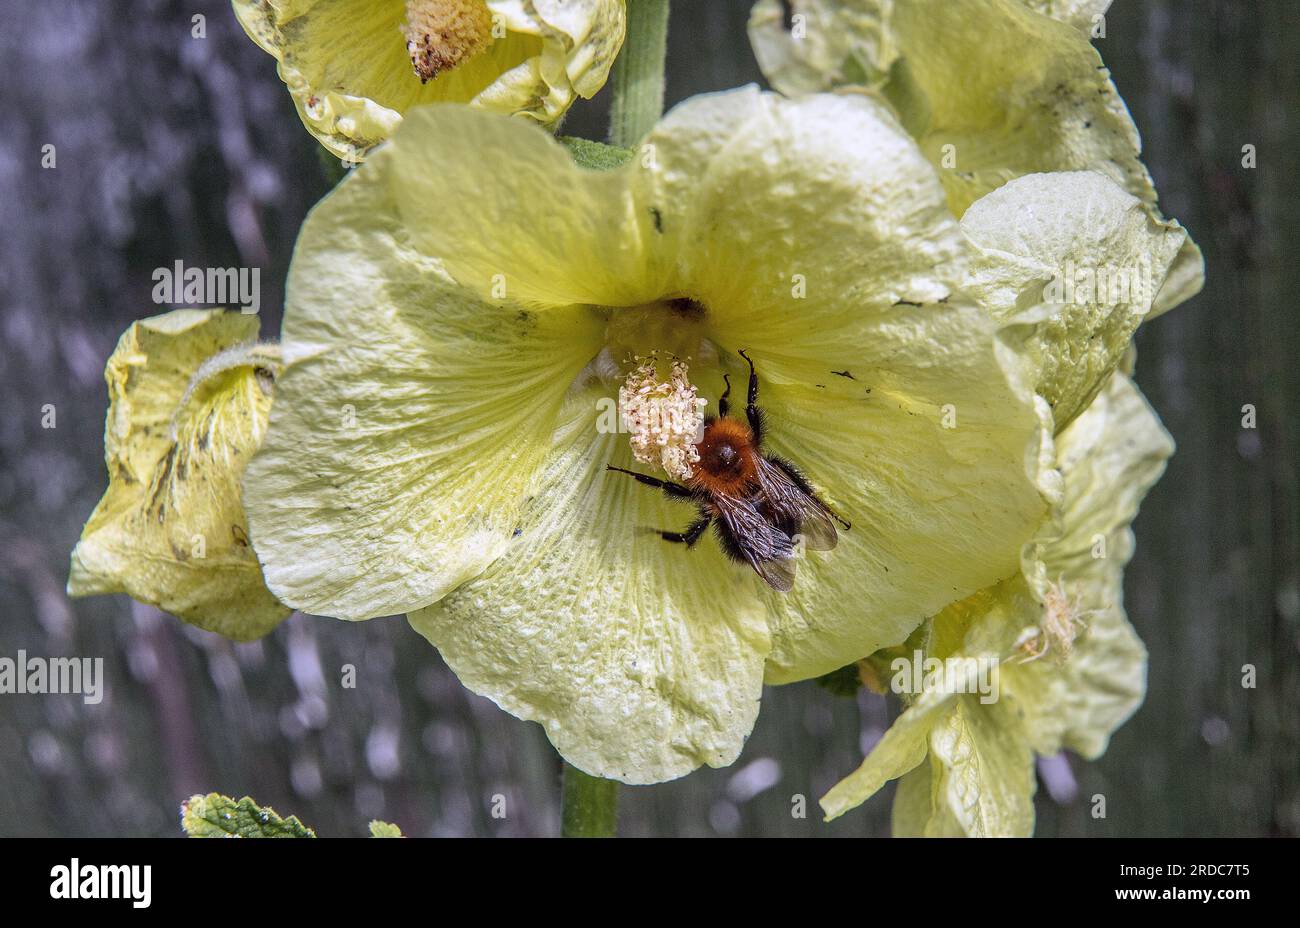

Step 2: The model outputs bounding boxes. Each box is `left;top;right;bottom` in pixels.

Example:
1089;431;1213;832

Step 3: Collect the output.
690;417;757;495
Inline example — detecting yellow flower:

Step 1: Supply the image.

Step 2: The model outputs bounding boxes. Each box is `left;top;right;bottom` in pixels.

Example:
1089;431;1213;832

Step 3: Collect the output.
747;0;1203;318
240;90;1062;782
240;88;1192;783
233;0;627;161
69;310;290;641
820;372;1171;835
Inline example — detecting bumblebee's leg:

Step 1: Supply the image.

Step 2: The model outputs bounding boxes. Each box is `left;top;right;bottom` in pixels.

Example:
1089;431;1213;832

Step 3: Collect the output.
605;465;693;500
718;372;733;419
661;515;711;546
737;348;764;444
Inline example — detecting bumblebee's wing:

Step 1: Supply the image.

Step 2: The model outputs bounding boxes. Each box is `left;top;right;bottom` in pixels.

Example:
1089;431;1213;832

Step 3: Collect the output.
756;456;839;551
714;494;797;593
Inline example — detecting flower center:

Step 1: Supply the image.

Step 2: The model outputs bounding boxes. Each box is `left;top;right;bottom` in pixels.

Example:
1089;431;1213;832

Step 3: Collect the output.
603;299;709;368
593;298;715;480
619;356;708;482
402;0;495;83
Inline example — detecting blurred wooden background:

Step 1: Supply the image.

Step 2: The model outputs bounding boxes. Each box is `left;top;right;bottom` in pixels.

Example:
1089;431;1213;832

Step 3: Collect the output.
0;0;1294;837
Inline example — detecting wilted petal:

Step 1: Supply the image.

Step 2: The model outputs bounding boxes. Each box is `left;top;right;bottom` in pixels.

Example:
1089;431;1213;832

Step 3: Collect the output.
820;657;982;819
1011;372;1170;758
69;310;289;640
925;697;1036;837
233;0;626;160
890;762;933;837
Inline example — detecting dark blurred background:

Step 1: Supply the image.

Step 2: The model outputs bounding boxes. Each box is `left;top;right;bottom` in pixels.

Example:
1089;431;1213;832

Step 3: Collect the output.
0;0;1295;837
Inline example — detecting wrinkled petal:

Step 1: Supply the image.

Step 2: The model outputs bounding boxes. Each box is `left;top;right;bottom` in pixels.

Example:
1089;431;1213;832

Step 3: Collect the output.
242;153;605;620
747;0;893;97
69;310;289;640
384;104;654;307
890;761;933;837
750;0;1205;326
642;90;1052;681
926;697;1036;837
961;171;1191;428
652;90;965;347
1011;372;1169;757
823;373;1170;830
820;657;981;819
409;384;771;784
749;0;1151;214
233;0;626;161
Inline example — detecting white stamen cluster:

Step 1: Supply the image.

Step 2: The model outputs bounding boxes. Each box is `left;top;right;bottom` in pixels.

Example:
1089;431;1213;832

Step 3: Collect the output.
1018;577;1096;663
619;356;707;482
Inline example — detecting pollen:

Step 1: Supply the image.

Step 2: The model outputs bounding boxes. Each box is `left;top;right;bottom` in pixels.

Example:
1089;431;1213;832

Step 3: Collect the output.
402;0;495;83
1018;577;1097;663
619;356;707;482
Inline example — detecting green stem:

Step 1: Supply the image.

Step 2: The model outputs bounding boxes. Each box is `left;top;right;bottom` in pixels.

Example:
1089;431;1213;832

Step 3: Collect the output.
560;0;667;840
561;762;619;837
608;0;670;148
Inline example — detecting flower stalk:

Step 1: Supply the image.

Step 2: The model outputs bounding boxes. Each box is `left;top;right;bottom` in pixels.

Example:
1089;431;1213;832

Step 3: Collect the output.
561;762;619;837
608;0;670;147
556;0;672;835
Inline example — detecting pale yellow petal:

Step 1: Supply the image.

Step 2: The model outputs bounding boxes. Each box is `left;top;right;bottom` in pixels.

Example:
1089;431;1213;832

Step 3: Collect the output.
1150;236;1206;319
749;0;1151;214
890;761;934;837
1011;372;1170;757
820;701;941;821
242;152;604;620
824;373;1171;827
747;0;893;96
926;696;1036;837
961;171;1191;428
639;90;1050;681
409;384;771;784
821;656;986;819
385;104;656;307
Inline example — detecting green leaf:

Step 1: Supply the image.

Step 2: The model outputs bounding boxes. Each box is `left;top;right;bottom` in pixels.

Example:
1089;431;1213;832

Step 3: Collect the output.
181;793;316;838
369;820;403;838
558;136;634;171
